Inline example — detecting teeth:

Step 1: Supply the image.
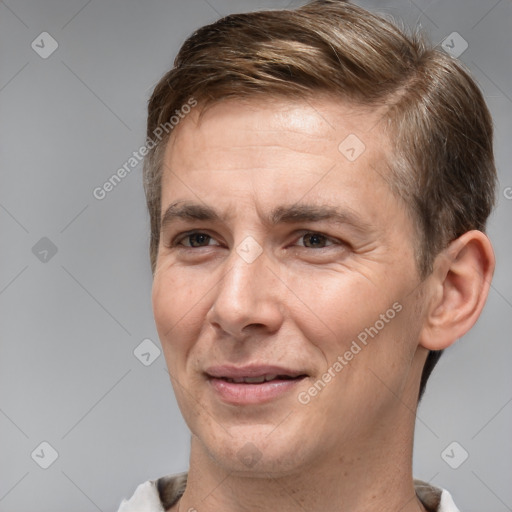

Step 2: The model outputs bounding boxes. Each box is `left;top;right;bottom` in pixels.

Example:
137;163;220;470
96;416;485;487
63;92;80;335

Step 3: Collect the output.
243;376;267;384
226;374;280;384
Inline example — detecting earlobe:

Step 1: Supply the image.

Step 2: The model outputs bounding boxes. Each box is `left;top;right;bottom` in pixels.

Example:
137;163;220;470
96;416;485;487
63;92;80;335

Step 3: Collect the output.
419;230;495;351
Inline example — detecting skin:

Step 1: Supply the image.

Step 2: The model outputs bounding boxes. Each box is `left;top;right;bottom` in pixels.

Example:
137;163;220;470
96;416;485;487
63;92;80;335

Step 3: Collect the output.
151;96;495;512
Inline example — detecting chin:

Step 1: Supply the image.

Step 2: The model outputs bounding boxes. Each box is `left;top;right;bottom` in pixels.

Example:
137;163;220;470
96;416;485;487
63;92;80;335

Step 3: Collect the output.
194;422;317;477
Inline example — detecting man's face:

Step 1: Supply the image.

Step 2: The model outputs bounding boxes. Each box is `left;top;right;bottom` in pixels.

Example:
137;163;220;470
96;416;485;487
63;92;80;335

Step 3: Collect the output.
152;96;428;474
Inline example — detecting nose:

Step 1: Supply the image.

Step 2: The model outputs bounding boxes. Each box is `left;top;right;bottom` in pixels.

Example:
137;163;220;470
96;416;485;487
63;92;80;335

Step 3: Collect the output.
205;243;284;340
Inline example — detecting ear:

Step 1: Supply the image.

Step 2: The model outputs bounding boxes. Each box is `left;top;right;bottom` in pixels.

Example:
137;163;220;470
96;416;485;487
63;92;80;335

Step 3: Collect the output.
419;230;495;351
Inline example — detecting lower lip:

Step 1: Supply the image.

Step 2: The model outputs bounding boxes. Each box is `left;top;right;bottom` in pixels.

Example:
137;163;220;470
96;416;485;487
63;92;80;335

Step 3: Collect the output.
208;377;305;405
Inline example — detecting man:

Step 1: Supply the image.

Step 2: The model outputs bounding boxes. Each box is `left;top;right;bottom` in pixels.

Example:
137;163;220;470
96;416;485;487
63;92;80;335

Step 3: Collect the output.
118;1;496;510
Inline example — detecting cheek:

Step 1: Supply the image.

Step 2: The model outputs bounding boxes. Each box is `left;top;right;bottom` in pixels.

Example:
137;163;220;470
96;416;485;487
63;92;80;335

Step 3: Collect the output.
288;270;393;353
152;267;211;365
153;265;201;327
151;275;175;337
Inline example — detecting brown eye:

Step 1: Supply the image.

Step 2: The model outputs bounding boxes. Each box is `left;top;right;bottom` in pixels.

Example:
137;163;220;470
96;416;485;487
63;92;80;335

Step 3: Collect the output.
172;231;220;248
185;233;211;247
297;232;335;249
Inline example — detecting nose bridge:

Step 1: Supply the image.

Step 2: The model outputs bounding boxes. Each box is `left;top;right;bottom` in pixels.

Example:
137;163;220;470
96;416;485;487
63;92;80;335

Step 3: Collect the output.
208;239;282;337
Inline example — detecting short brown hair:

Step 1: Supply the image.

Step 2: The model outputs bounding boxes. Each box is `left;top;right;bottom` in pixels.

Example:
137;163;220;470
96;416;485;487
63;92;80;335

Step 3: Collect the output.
143;0;496;400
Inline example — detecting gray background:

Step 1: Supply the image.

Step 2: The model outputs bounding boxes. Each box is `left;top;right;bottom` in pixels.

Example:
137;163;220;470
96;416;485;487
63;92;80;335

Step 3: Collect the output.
0;0;511;511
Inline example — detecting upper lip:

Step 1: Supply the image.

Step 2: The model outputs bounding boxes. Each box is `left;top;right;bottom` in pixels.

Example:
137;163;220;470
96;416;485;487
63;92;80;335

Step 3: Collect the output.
205;365;307;379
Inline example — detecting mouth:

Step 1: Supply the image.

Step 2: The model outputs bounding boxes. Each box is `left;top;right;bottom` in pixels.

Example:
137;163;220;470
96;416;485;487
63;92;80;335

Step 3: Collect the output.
205;365;308;405
221;373;305;384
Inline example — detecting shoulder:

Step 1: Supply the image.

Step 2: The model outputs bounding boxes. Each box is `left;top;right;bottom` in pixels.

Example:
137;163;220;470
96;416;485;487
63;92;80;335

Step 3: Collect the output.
117;472;187;512
439;489;461;512
117;479;164;512
119;474;459;512
414;479;461;512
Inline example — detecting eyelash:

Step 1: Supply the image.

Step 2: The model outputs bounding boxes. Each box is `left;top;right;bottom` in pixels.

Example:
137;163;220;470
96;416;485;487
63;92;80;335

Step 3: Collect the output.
169;230;342;250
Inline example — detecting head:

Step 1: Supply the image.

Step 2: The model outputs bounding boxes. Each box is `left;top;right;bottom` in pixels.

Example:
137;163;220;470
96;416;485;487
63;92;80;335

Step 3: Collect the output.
145;0;496;475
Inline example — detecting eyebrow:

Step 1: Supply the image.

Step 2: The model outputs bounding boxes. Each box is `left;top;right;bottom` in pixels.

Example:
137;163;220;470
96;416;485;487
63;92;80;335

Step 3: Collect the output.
160;200;373;234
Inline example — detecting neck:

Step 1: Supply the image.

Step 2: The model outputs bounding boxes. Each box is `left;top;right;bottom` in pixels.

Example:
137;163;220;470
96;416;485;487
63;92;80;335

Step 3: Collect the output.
176;413;427;512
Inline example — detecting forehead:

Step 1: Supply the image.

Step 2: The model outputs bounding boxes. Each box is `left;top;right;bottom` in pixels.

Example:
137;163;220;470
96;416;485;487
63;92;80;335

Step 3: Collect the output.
164;95;391;178
158;96;404;240
158;96;418;266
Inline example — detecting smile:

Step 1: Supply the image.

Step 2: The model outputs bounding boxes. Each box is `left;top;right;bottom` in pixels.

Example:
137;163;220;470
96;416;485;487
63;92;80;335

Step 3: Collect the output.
205;365;308;405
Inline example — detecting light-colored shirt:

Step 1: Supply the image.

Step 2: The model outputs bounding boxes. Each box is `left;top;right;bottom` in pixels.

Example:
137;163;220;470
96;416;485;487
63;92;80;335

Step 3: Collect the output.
117;472;461;512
